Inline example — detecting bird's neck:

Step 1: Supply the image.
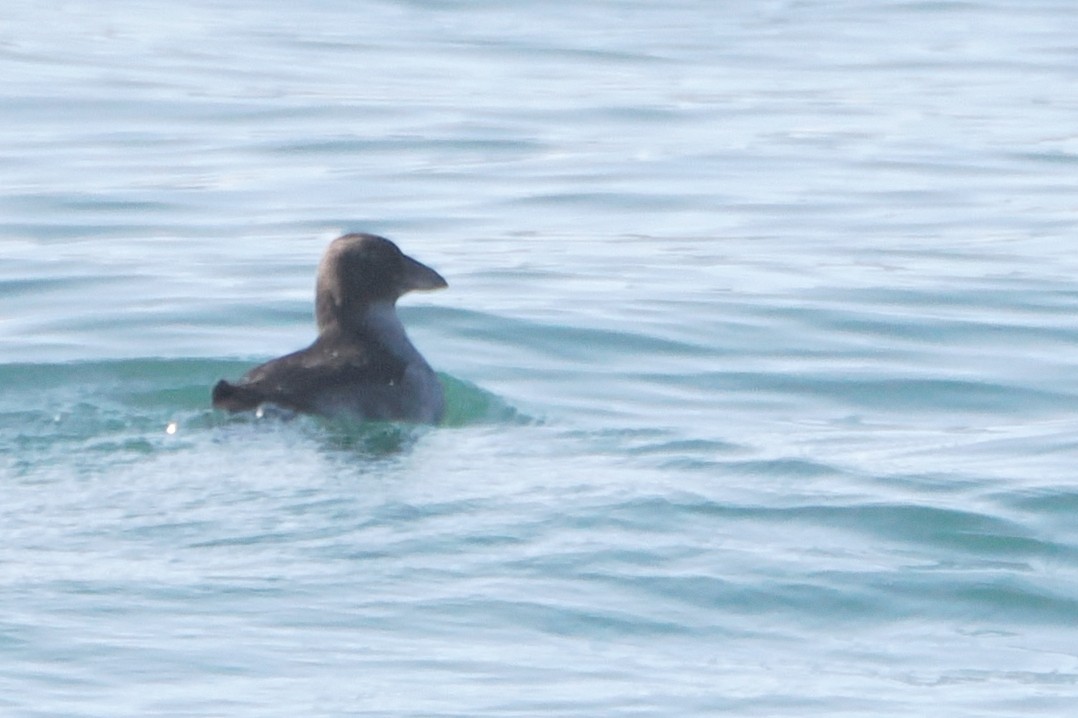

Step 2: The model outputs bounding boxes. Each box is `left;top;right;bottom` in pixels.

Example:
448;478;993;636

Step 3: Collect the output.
351;300;426;364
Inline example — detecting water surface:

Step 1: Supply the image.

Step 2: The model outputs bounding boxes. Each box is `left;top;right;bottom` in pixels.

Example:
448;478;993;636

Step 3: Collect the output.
3;1;1078;716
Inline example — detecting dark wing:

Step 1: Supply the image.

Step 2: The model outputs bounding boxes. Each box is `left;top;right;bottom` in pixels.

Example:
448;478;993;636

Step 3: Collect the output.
212;337;405;416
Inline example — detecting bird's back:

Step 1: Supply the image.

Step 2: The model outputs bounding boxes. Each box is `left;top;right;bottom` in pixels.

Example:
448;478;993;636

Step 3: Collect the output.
213;333;443;423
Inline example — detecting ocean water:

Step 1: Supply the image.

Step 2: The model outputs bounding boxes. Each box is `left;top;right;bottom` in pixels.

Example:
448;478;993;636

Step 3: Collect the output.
3;0;1078;715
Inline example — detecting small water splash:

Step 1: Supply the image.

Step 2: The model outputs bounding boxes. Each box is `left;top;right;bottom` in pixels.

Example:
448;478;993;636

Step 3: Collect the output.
439;373;529;427
0;359;526;474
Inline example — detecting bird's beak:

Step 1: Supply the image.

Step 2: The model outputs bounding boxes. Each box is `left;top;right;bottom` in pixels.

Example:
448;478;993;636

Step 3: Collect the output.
400;253;448;293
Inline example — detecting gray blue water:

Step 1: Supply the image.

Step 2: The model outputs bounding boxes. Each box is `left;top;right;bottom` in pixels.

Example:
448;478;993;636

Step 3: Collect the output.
3;1;1078;715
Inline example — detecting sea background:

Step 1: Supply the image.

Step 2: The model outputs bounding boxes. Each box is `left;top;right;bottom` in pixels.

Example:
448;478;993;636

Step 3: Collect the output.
3;1;1078;715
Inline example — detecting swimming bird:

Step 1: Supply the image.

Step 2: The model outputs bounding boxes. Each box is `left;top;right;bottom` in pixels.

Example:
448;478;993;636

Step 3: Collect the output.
212;233;448;423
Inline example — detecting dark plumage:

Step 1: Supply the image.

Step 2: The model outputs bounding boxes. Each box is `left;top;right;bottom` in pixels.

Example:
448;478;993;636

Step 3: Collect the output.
212;233;448;423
